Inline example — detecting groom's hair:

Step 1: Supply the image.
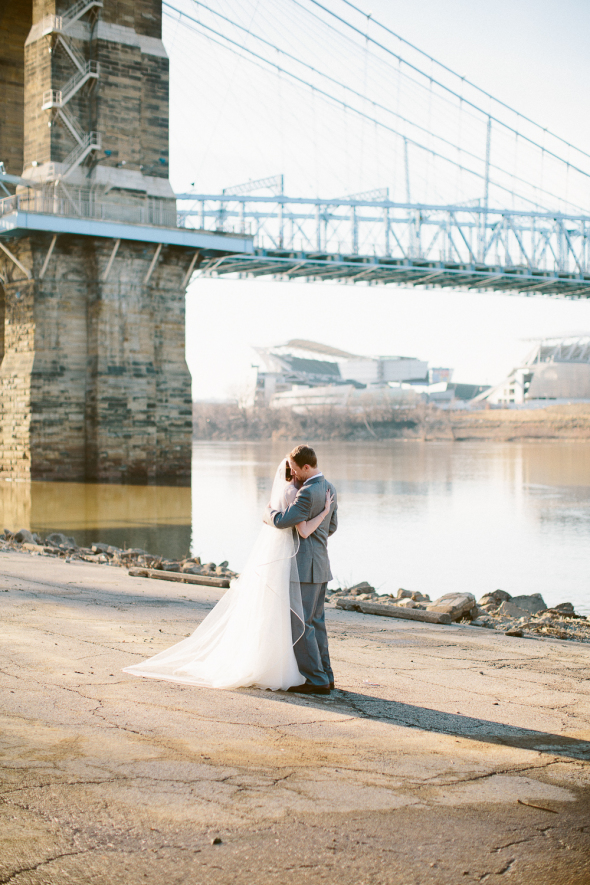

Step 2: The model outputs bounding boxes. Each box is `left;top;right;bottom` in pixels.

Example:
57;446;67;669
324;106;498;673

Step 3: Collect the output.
290;444;317;468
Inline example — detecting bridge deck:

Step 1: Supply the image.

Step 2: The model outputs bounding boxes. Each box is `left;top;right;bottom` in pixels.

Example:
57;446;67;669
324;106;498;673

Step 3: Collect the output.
199;250;590;297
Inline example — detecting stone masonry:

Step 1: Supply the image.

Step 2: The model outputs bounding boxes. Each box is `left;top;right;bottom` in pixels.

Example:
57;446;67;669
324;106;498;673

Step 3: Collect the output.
0;236;192;484
0;0;195;484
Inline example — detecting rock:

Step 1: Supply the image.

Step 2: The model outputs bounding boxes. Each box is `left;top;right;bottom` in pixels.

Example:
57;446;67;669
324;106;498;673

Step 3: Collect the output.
497;601;533;619
505;629;524;637
124;548;149;556
348;581;375;596
395;598;417;608
21;543;46;553
471;617;494;628
411;591;431;602
552;602;575;614
92;543;123;556
479;594;499;607
14;529;36;544
427;592;476;622
396;588;413;600
219;561;228;568
478;590;511;607
544;603;584;619
46;532;77;549
509;593;547;614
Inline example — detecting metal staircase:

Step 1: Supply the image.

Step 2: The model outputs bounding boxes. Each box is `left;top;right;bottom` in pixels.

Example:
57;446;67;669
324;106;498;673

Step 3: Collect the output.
60;132;103;180
42;61;100;110
39;0;103;37
41;1;103;180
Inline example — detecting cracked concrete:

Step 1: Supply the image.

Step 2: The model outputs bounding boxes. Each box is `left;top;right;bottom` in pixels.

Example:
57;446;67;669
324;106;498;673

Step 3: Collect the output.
0;548;589;884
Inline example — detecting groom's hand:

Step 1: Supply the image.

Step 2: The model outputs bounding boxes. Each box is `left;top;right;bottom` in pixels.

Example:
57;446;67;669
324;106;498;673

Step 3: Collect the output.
267;486;313;529
263;503;277;526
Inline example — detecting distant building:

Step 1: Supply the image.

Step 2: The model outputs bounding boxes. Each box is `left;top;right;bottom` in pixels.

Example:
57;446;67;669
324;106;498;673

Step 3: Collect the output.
253;339;435;408
475;335;590;406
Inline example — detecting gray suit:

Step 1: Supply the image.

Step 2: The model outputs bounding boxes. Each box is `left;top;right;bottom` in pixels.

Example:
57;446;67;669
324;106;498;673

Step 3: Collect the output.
265;474;338;686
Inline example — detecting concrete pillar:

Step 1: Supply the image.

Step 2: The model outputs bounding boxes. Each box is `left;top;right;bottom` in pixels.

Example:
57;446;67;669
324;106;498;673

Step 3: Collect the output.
0;0;197;485
0;0;33;175
0;235;192;483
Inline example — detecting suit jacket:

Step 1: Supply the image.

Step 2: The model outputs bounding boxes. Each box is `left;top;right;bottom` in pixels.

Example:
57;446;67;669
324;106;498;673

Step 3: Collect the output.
265;474;338;583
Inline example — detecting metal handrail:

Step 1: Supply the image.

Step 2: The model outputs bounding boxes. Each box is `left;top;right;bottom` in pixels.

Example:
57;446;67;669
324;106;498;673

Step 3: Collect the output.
41;61;99;110
0;189;177;229
62;0;103;28
60;131;102;178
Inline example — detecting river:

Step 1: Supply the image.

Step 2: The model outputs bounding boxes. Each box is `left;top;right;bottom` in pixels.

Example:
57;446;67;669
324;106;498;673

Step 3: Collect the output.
1;440;589;615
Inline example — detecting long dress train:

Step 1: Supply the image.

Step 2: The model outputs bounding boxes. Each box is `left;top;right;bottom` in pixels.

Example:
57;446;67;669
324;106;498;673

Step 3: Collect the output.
122;461;305;691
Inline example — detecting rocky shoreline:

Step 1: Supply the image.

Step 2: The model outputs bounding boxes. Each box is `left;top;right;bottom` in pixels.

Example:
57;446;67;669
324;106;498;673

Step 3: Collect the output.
330;582;590;643
0;528;238;583
3;529;588;644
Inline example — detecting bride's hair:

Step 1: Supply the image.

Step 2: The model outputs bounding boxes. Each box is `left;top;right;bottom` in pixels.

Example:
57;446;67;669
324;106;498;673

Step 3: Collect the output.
289;444;317;468
285;461;293;481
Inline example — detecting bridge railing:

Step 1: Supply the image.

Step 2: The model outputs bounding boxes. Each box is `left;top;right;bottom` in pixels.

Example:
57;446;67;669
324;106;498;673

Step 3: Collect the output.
0;187;177;229
177;194;590;277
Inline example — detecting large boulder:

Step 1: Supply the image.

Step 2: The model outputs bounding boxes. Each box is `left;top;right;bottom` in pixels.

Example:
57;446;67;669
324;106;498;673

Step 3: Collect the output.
14;529;36;544
497;600;532;619
427;592;477;621
46;532;76;549
509;593;547;614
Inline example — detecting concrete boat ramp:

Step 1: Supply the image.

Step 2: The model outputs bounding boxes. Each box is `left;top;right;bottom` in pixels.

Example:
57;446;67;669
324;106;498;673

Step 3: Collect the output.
1;549;589;884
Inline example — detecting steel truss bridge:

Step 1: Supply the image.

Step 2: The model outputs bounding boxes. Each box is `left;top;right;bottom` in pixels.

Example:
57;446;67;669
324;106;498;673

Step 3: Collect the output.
177;191;590;297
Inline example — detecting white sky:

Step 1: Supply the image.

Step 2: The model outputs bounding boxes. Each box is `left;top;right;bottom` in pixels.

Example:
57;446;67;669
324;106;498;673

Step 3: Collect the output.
164;0;590;399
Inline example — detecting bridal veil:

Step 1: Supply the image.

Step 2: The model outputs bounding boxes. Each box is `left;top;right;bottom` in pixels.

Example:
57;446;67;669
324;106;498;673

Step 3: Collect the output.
123;459;305;690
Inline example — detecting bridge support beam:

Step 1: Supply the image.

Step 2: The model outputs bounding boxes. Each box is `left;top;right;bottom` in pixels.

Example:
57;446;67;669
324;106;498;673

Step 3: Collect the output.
0;234;192;484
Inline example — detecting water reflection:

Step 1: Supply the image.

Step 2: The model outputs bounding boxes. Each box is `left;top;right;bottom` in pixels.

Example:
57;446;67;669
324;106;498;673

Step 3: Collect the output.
1;440;589;614
0;481;191;560
189;441;590;615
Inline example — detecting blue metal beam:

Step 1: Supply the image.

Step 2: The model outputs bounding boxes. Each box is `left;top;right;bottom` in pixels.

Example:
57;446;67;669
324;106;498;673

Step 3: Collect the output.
0;210;254;253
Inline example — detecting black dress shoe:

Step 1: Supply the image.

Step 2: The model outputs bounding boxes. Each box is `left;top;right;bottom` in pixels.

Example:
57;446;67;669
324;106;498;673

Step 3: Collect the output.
288;682;331;695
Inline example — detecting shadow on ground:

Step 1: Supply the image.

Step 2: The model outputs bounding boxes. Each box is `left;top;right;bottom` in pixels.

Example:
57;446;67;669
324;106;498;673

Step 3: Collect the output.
259;688;590;760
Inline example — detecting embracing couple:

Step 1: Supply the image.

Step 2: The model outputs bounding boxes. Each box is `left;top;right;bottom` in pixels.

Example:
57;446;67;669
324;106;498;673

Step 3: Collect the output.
124;445;338;696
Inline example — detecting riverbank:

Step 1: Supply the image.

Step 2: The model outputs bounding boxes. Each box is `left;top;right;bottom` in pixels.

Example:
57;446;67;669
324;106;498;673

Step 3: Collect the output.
193;401;590;442
1;549;589;884
3;529;588;644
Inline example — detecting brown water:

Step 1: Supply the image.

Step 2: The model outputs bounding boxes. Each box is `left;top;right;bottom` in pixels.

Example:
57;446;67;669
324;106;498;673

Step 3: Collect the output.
1;440;589;614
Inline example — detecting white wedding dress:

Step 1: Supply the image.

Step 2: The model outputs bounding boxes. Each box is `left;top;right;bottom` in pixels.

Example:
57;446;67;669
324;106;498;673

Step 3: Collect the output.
123;461;305;691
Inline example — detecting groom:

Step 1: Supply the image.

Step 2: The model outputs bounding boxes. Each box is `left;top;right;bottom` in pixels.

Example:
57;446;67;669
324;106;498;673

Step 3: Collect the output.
265;444;338;695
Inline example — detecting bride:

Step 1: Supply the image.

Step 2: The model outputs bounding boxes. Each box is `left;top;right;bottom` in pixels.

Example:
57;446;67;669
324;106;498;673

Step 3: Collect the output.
123;459;333;691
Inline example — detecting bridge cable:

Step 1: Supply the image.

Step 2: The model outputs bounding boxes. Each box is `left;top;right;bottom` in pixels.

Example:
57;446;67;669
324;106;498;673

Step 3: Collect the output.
164;4;584;212
301;0;590;178
337;0;590;163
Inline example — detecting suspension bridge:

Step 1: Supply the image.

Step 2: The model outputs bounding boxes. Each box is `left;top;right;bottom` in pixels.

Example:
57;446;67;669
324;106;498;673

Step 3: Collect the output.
165;0;590;297
0;0;588;484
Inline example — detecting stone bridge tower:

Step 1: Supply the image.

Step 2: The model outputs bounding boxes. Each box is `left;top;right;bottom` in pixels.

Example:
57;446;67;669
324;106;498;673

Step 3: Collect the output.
0;0;250;484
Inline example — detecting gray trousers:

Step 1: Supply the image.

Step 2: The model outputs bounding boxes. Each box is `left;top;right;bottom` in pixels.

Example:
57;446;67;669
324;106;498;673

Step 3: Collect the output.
292;581;333;686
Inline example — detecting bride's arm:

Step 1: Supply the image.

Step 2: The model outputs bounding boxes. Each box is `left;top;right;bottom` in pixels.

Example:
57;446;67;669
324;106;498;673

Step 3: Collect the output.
296;491;334;539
